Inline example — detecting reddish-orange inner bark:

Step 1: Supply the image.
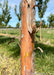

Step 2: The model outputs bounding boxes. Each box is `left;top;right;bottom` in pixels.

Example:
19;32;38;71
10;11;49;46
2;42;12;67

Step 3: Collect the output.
21;0;35;75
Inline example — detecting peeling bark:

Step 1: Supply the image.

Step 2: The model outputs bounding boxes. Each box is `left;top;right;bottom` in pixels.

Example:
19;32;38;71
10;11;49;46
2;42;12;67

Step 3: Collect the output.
27;0;36;33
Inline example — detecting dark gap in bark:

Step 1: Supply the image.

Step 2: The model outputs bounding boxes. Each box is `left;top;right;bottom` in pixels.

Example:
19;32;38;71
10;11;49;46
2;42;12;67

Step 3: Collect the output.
28;4;30;8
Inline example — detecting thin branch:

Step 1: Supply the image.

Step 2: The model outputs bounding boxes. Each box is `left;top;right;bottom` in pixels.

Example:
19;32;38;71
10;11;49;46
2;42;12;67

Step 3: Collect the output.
17;42;21;49
34;47;43;53
36;21;42;33
8;37;21;49
36;28;39;33
37;47;43;53
33;4;42;9
8;38;15;45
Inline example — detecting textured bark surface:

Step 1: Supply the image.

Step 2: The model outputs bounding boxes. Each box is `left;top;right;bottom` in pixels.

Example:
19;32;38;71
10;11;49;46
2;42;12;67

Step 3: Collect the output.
21;0;36;75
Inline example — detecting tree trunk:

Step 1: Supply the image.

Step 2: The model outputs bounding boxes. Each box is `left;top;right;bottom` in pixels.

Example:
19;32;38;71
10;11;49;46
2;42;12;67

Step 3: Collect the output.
21;0;36;75
40;19;42;41
1;26;3;33
6;25;7;34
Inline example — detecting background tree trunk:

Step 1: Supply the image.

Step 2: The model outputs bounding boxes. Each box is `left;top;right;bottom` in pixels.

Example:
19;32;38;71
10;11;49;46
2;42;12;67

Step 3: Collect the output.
6;24;7;34
40;19;42;41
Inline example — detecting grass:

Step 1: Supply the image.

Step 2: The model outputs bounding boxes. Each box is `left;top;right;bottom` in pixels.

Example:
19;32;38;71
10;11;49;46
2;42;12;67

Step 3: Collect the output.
35;28;54;74
0;36;20;75
0;28;21;36
36;28;54;45
0;28;54;75
35;42;54;74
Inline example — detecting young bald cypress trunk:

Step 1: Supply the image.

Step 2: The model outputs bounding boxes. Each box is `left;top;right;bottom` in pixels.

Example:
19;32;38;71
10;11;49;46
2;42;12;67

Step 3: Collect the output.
21;0;36;75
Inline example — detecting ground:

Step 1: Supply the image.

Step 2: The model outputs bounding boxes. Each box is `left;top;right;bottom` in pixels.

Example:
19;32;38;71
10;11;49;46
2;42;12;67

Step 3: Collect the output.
0;28;54;75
